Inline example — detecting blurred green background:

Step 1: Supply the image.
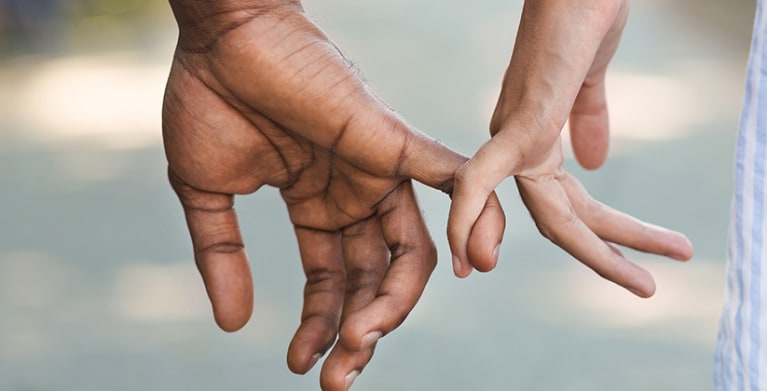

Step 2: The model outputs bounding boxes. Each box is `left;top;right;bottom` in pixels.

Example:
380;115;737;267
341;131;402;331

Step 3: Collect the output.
0;0;755;390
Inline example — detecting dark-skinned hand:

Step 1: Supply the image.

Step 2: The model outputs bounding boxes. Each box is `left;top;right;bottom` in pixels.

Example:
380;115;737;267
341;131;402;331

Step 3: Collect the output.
162;1;504;390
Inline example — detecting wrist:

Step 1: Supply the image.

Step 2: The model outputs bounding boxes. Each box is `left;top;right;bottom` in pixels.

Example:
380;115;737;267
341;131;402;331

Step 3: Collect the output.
169;0;302;51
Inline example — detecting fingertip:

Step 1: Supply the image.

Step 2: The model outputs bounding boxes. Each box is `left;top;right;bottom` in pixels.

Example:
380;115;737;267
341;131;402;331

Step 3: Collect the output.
455;271;472;279
308;353;322;372
628;284;655;299
337;319;369;352
319;364;343;391
467;246;499;274
630;275;656;298
287;340;311;375
287;351;322;375
569;96;610;171
360;331;382;350
345;370;360;390
570;133;608;170
319;348;368;391
298;353;323;375
208;278;254;332
601;245;656;299
287;313;339;374
213;308;252;332
452;255;472;278
624;263;656;299
287;346;321;375
671;234;694;262
575;153;607;171
337;320;381;352
319;367;359;391
649;224;694;262
202;252;254;332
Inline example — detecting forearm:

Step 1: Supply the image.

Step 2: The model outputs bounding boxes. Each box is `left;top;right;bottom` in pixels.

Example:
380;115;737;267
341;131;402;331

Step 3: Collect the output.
491;0;627;139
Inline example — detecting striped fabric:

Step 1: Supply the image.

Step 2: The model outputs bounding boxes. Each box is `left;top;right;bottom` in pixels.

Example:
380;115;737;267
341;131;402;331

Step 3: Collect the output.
715;1;767;389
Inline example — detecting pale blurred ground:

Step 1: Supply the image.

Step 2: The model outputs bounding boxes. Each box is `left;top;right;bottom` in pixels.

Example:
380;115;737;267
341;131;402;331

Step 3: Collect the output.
0;1;756;390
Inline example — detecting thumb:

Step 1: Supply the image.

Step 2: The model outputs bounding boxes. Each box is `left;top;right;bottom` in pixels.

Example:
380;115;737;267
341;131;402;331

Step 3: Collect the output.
569;77;610;170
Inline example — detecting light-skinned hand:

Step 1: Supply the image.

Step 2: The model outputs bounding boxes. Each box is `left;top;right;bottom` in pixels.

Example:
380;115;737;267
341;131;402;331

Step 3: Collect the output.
448;0;693;297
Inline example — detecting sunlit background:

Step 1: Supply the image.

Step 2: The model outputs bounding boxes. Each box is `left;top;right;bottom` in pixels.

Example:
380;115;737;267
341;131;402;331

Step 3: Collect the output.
0;0;755;389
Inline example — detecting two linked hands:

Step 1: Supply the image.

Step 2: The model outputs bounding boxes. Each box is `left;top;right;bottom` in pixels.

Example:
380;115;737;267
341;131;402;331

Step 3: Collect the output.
162;0;693;390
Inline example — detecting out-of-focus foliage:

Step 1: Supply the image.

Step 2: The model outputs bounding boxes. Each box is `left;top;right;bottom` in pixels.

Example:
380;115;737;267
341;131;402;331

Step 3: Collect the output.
0;0;165;57
73;0;154;18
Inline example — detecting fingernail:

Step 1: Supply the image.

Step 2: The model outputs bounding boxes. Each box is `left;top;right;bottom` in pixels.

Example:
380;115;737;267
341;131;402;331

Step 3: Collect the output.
493;244;501;261
452;255;463;275
628;286;651;298
360;331;382;350
307;353;321;371
345;370;359;390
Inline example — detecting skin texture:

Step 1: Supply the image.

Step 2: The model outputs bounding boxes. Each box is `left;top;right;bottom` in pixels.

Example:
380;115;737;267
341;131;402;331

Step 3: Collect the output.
163;0;694;389
447;0;694;296
162;1;504;390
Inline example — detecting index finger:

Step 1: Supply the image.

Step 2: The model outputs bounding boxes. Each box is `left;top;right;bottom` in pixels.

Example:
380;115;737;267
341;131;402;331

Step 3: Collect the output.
447;135;516;277
169;169;254;331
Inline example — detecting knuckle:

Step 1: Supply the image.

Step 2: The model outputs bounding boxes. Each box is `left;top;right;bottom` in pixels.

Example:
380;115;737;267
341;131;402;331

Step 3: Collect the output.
390;239;436;273
583;196;605;219
453;164;470;187
450;165;474;198
305;267;346;294
169;169;234;212
345;267;383;296
196;241;245;258
535;210;580;242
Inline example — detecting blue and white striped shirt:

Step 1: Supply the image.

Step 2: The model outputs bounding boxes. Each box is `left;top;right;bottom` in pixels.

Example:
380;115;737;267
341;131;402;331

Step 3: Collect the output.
715;1;767;389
